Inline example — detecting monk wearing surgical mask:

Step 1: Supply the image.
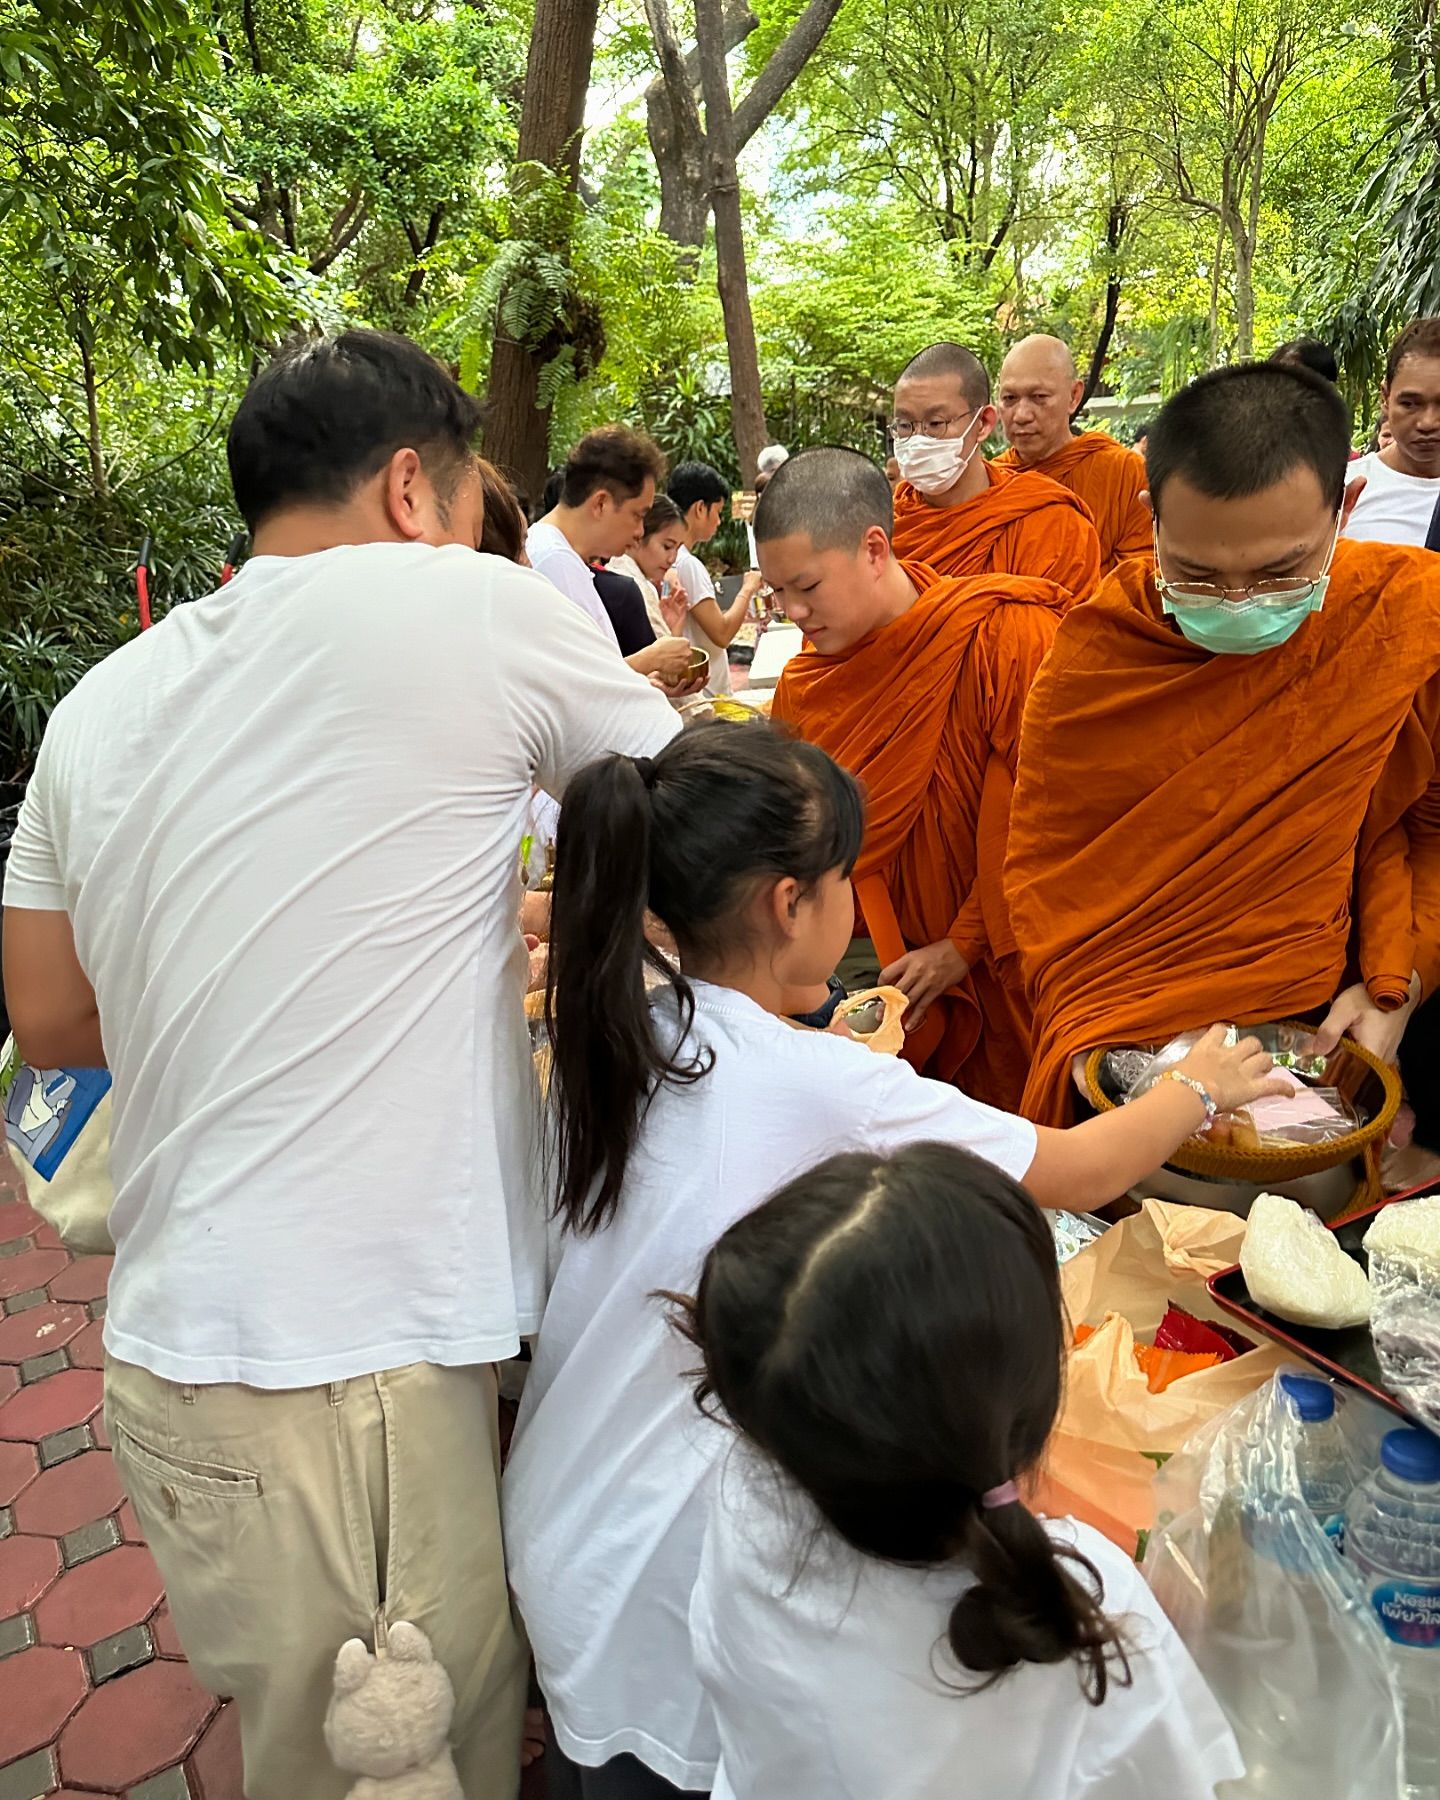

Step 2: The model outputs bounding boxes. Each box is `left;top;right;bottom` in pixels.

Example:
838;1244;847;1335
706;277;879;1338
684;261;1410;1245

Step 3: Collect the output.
890;341;1102;602
1006;361;1440;1127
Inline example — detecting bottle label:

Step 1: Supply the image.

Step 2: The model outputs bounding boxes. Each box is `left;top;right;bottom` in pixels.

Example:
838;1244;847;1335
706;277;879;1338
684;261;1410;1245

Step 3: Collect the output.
1370;1579;1440;1649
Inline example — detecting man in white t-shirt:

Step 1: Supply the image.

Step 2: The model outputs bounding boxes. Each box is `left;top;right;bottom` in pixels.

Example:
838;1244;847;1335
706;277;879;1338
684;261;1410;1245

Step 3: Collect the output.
1;329;679;1800
1345;317;1440;547
527;429;694;688
667;461;765;694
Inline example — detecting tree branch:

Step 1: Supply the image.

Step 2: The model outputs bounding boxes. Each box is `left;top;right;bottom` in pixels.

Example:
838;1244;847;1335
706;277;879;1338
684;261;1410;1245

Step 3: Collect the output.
309;187;369;274
732;0;845;147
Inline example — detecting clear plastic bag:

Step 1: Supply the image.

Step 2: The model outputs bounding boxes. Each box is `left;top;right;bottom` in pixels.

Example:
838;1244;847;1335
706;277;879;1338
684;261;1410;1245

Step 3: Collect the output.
1143;1371;1404;1799
1365;1197;1440;1432
1111;1026;1362;1150
1050;1209;1108;1264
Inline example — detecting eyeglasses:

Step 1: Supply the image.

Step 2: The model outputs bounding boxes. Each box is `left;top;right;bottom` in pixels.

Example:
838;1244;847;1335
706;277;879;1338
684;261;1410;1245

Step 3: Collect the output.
1152;513;1342;609
888;411;975;442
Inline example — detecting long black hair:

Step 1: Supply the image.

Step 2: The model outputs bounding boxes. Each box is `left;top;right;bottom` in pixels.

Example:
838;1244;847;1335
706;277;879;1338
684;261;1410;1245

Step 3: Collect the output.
545;721;863;1236
674;1143;1131;1703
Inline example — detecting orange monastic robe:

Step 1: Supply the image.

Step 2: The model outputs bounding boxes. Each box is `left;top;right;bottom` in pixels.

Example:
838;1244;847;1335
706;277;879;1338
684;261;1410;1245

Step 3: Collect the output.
996;433;1151;574
1005;543;1440;1126
773;560;1071;1110
892;461;1102;601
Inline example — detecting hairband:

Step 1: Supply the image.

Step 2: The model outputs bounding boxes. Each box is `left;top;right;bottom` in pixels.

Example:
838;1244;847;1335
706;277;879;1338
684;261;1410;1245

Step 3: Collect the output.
981;1481;1019;1510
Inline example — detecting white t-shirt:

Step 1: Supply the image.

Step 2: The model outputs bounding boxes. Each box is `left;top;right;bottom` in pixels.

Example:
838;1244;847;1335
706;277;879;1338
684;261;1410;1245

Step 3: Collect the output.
674;544;731;694
502;983;1035;1788
527;520;622;650
4;543;678;1388
1344;450;1440;548
692;1452;1244;1800
607;552;668;639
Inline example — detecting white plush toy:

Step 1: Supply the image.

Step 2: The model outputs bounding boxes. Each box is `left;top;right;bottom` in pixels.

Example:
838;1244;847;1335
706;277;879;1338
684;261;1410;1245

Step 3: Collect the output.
324;1618;464;1800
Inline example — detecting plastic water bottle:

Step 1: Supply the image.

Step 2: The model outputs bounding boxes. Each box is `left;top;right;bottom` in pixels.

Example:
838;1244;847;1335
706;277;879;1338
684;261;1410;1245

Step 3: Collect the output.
1344;1427;1440;1799
1280;1372;1355;1544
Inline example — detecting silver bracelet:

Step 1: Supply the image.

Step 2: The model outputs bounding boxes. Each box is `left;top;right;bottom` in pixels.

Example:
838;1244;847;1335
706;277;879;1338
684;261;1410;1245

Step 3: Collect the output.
1159;1069;1218;1128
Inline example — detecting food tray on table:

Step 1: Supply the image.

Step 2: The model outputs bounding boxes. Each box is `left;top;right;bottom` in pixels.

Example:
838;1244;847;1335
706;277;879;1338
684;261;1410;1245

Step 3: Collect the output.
1208;1189;1440;1424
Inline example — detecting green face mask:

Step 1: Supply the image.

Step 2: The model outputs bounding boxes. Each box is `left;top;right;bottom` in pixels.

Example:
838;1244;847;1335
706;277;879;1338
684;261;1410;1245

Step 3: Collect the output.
1154;512;1341;656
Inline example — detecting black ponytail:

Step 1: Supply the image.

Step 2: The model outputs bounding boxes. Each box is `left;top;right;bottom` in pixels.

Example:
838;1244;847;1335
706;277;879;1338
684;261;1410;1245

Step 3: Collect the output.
678;1143;1131;1703
546;721;863;1236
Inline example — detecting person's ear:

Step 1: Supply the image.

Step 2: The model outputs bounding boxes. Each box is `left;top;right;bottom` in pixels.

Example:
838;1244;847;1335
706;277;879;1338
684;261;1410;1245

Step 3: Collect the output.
978;403;999;439
1341;474;1367;528
766;875;805;941
862;524;891;575
381;448;430;542
1069;379;1085;416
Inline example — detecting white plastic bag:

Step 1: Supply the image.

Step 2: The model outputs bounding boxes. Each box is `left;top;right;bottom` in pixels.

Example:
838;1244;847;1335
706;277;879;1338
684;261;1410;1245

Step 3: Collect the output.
1143;1372;1404;1799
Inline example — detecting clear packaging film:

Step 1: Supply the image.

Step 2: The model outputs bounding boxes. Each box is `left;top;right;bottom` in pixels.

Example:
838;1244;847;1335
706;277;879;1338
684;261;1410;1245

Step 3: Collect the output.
1365;1198;1440;1435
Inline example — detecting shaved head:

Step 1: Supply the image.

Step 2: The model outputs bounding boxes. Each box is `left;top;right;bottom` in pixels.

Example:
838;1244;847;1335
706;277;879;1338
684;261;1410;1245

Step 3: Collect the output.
896;342;991;412
754;447;893;550
997;334;1085;464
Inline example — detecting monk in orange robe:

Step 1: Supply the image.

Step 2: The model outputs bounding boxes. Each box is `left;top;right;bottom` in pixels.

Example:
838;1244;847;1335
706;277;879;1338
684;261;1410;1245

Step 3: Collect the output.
756;446;1071;1110
1005;361;1440;1127
995;334;1152;573
888;341;1103;601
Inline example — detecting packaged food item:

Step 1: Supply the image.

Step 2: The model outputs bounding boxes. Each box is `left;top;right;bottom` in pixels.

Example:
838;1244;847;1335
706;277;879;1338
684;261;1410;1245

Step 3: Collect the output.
1050;1210;1108;1264
1364;1195;1440;1432
1240;1192;1372;1328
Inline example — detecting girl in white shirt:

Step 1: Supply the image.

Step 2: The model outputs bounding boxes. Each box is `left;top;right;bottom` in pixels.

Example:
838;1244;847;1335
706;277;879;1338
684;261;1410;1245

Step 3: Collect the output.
679;1140;1243;1800
504;724;1278;1800
609;496;690;641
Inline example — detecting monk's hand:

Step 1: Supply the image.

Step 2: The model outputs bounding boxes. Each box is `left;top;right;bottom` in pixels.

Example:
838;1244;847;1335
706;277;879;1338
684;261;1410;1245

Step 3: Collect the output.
1315;976;1422;1066
1175;1025;1288;1114
879;940;969;1033
524;934;548;994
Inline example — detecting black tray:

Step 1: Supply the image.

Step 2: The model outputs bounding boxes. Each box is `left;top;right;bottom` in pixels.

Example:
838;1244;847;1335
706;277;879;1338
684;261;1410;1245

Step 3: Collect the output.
1208;1189;1440;1425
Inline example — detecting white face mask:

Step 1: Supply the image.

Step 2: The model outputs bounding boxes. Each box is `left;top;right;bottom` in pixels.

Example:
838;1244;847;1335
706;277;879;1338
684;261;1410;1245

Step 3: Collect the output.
893;419;983;496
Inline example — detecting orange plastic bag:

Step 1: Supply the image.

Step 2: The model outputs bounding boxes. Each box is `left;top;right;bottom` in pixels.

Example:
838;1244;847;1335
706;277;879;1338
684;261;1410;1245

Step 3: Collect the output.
1031;1201;1285;1558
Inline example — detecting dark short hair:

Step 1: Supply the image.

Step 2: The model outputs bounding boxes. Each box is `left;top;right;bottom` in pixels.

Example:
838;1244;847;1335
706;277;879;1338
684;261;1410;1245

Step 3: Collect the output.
896;341;991;411
1145;362;1352;517
668;461;729;514
1387;317;1440;386
642;494;685;537
226;329;484;532
1269;337;1339;384
560;427;665;508
754;446;893;550
477;459;527;563
541;468;565;516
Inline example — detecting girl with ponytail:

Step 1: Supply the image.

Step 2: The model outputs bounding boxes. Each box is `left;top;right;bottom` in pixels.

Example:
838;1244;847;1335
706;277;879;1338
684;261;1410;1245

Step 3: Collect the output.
504;722;1275;1798
680;1142;1241;1799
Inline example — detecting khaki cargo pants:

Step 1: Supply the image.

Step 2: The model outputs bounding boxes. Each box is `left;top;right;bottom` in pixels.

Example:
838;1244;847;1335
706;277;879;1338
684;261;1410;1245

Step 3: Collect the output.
106;1357;528;1800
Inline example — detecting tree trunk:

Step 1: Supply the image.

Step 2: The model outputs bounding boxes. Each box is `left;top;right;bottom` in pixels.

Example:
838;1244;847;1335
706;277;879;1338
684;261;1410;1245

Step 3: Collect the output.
1080;201;1128;407
482;0;600;501
695;0;769;480
646;80;711;253
78;333;107;499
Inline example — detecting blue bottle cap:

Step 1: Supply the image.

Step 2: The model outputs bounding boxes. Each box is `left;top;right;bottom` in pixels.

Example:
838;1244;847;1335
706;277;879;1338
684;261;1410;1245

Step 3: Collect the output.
1380;1427;1440;1484
1279;1372;1336;1423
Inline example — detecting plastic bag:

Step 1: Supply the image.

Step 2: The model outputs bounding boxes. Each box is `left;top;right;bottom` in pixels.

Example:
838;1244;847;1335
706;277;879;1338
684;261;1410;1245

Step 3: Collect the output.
1050;1209;1108;1264
1365;1196;1440;1432
1143;1372;1404;1799
1111;1026;1362;1150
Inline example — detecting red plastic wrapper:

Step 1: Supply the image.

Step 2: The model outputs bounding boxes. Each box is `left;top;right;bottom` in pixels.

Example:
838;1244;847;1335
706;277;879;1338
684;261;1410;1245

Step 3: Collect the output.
1154;1300;1253;1363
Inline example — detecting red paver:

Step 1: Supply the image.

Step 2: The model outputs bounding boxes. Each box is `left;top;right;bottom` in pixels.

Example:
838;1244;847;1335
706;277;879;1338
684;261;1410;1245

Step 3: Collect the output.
58;1658;218;1790
187;1698;244;1799
118;1499;144;1544
151;1602;185;1658
0;1366;103;1441
0;1530;62;1612
66;1316;106;1369
0;1245;68;1298
0;1643;88;1763
36;1542;166;1648
13;1449;124;1537
0;1198;39;1243
0;1438;39;1503
89;1407;110;1449
33;1221;63;1247
0;1299;89;1362
0;1363;16;1404
48;1256;114;1303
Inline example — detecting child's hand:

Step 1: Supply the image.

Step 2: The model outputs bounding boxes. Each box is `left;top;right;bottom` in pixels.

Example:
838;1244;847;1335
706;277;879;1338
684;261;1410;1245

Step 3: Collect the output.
1175;1025;1288;1114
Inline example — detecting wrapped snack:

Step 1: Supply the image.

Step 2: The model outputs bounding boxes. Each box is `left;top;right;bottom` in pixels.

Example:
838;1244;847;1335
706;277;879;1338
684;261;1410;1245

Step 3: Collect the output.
1363;1196;1440;1430
833;987;908;1057
1240;1192;1371;1328
1153;1300;1254;1361
1051;1210;1108;1265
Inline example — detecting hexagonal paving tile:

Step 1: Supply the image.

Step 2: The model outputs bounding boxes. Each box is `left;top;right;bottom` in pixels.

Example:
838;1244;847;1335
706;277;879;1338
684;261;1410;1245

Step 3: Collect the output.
186;1699;243;1800
0;1440;38;1505
0;1302;90;1364
0;1201;38;1245
0;1367;103;1442
0;1643;87;1765
58;1658;217;1791
0;1247;68;1301
0;1367;16;1406
36;1543;166;1649
0;1531;62;1615
12;1450;124;1538
48;1257;113;1304
66;1318;105;1370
